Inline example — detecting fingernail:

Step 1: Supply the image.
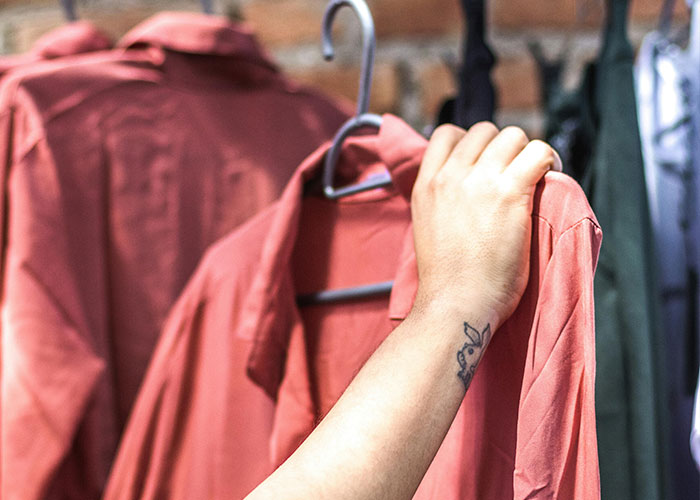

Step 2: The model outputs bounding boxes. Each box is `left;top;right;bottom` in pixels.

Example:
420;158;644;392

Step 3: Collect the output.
552;149;563;172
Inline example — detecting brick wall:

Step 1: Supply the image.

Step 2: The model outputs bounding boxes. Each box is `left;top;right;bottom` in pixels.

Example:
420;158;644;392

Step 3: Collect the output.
0;0;691;137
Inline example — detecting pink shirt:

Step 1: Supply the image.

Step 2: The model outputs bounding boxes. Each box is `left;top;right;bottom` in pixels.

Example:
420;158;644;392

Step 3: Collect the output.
0;12;348;499
107;115;602;499
0;21;112;78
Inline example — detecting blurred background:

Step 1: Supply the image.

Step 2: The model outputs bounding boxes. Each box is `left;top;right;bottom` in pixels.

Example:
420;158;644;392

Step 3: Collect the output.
0;0;690;137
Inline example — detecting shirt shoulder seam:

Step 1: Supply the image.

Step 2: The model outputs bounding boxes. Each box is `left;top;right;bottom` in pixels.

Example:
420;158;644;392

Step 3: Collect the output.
534;214;600;239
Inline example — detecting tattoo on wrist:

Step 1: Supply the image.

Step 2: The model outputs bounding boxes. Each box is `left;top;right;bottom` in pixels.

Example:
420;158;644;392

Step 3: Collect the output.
457;322;492;390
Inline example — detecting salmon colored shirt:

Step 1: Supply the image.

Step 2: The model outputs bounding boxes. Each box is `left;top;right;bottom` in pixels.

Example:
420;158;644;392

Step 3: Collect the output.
0;21;112;78
106;115;602;499
0;13;348;500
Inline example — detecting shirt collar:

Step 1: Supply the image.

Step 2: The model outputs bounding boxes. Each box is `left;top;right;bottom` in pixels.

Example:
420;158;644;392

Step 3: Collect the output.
243;114;426;397
117;12;277;71
0;21;112;77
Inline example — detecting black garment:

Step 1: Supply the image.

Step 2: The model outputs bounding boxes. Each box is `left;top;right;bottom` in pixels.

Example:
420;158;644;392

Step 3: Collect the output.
435;0;496;128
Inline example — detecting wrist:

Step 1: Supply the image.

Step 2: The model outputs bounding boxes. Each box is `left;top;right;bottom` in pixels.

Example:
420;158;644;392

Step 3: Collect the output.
405;290;498;393
409;287;501;332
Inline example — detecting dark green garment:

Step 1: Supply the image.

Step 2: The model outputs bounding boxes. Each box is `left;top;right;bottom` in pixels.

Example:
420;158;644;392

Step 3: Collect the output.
542;0;671;498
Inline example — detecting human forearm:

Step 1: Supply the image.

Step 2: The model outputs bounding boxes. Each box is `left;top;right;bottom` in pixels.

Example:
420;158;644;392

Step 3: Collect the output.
246;298;494;500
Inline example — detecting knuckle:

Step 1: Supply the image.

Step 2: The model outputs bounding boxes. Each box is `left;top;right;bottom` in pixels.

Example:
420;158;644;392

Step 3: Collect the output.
502;126;529;146
432;169;451;190
528;139;550;154
528;140;556;167
469;121;499;136
498;175;519;195
432;123;465;141
411;178;426;199
426;176;440;194
410;186;422;206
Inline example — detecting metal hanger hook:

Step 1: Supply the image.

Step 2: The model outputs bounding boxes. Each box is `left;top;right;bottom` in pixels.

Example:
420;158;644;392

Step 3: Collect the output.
59;0;78;21
201;0;214;15
321;0;377;116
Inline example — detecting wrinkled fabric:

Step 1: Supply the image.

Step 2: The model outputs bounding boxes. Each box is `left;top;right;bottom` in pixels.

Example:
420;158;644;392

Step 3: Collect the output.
588;2;671;499
0;12;349;500
545;1;670;498
0;21;112;78
0;22;112;498
108;114;601;499
635;19;700;498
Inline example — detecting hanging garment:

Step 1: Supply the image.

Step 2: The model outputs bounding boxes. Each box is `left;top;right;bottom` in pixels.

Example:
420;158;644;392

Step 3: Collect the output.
452;0;497;128
0;21;112;78
545;0;670;498
687;0;700;473
434;0;496;128
530;41;566;117
635;18;700;499
0;12;349;500
102;129;413;500
539;44;597;182
107;114;602;500
0;24;112;479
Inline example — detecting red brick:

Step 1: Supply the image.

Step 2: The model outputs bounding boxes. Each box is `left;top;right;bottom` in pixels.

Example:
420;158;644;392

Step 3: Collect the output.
492;0;689;30
12;15;63;53
87;8;162;41
630;0;689;23
11;8;160;52
418;62;455;118
0;0;51;5
370;0;461;37
491;0;600;29
287;62;400;114
492;56;539;111
495;110;543;139
420;55;538;118
243;0;327;48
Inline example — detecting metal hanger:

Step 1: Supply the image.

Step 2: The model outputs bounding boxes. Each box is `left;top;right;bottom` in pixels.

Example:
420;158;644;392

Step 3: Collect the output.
298;0;394;306
59;0;78;21
321;0;389;200
201;0;214;15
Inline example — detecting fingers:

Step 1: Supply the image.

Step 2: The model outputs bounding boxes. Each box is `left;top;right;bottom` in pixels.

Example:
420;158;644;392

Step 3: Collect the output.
416;122;561;194
474;126;530;172
507;140;562;187
415;124;466;190
444;122;499;169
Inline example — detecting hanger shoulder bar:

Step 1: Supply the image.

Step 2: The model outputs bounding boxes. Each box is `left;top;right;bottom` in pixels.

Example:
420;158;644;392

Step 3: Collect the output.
297;280;393;306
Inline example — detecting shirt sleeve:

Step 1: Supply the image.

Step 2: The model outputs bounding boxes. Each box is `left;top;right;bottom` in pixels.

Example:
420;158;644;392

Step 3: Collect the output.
513;217;602;500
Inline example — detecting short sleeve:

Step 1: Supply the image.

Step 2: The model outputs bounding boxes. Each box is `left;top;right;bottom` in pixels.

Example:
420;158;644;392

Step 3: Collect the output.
513;218;602;499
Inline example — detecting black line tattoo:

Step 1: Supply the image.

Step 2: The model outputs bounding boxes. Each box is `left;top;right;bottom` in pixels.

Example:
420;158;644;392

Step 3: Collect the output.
457;322;491;390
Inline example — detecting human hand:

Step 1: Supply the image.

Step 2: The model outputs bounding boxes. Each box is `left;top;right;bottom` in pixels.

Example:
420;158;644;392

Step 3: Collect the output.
410;122;561;328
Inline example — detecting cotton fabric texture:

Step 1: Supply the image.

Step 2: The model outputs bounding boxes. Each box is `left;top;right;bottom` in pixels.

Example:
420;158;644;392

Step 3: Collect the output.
0;12;348;499
106;114;602;499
